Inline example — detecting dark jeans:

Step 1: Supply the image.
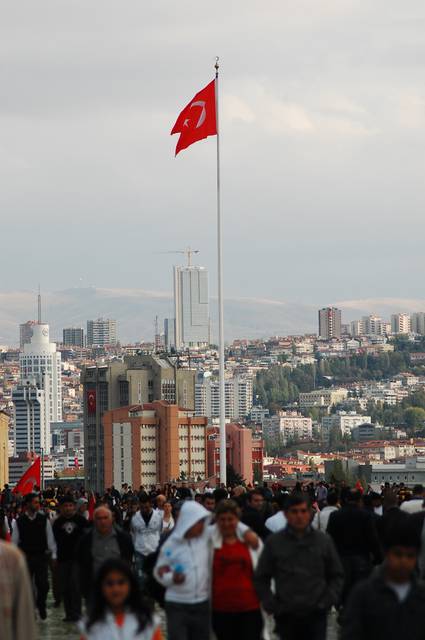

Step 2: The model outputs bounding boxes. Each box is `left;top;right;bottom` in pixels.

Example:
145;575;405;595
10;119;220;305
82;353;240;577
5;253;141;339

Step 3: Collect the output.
26;554;49;613
57;560;81;620
341;555;372;604
213;609;263;640
165;601;210;640
275;611;327;640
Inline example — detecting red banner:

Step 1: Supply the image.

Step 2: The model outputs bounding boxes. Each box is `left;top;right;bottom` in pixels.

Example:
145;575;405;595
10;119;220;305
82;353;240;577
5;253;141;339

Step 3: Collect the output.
87;389;96;415
13;456;41;496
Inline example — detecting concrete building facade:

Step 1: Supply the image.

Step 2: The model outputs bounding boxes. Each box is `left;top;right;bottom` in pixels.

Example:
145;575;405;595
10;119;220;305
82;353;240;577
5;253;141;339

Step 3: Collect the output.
87;318;117;347
263;411;313;447
63;327;85;347
82;354;196;491
174;265;210;349
103;402;208;488
0;411;9;489
318;307;342;340
195;375;253;422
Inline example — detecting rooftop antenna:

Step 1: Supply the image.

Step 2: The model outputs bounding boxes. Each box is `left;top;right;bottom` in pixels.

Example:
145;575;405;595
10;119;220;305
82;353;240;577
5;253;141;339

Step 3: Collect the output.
37;285;42;324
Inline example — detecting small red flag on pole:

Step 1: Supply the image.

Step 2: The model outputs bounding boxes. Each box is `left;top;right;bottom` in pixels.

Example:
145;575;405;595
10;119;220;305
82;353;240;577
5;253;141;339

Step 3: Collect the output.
171;79;217;155
13;456;41;496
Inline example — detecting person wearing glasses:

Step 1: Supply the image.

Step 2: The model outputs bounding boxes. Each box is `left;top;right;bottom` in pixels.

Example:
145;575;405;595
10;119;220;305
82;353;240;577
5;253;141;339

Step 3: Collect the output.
254;494;343;640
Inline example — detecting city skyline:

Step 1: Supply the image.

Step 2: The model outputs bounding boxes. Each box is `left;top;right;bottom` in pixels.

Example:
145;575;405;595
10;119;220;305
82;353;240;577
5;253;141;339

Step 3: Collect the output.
2;2;425;305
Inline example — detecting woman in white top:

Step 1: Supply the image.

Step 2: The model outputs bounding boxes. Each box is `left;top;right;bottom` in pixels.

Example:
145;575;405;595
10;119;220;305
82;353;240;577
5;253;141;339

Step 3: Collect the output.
161;501;175;533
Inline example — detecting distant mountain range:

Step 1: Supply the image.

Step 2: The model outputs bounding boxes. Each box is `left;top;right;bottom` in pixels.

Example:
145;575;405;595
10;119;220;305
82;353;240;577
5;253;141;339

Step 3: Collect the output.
0;287;424;346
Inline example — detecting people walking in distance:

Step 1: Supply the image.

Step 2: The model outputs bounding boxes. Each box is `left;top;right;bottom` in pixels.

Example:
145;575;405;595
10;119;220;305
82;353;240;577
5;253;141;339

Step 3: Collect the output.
161;500;175;533
400;484;425;514
211;500;263;640
241;489;269;540
75;505;134;604
312;492;339;531
327;489;382;604
79;558;163;640
52;493;90;622
254;494;343;640
265;493;288;534
341;519;425;640
12;491;57;620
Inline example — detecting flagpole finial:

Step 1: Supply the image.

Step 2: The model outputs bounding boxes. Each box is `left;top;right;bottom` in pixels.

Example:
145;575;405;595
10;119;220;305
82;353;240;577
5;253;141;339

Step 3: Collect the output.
215;56;219;74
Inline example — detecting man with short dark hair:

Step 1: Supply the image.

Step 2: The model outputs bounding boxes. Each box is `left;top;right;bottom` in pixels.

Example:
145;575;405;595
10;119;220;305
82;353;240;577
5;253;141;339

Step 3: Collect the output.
255;495;343;640
130;493;162;588
242;489;269;540
341;519;425;640
202;494;216;513
52;494;90;622
12;492;57;620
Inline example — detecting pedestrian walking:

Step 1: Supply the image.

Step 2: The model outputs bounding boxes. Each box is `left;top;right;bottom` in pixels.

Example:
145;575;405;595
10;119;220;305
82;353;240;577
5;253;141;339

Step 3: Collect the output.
131;494;163;589
211;499;263;640
254;494;343;640
12;491;57;620
0;539;37;640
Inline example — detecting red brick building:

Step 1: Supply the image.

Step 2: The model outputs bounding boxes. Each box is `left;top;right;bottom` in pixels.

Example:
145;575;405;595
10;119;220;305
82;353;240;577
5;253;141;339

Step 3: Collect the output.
207;423;264;485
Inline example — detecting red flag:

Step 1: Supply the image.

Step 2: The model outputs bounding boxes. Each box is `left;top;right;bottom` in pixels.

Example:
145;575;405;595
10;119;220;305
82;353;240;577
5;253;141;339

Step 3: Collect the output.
13;456;41;496
87;389;96;415
171;79;217;155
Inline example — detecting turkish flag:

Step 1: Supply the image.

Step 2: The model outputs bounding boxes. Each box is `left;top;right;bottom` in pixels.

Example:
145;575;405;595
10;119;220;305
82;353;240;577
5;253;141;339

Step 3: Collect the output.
87;389;96;415
13;456;41;496
171;79;217;155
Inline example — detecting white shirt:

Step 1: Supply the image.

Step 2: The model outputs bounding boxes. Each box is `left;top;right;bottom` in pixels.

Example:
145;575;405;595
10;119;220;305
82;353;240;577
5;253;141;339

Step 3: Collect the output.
400;498;424;514
265;510;287;533
312;506;338;532
387;581;411;603
131;510;163;556
11;512;57;559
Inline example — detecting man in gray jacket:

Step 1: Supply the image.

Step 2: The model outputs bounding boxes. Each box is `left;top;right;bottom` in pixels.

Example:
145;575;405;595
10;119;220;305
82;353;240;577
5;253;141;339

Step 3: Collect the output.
254;494;343;640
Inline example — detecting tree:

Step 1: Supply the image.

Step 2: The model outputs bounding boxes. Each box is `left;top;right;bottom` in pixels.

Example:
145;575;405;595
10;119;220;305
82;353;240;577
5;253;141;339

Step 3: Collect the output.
227;464;245;487
404;407;425;431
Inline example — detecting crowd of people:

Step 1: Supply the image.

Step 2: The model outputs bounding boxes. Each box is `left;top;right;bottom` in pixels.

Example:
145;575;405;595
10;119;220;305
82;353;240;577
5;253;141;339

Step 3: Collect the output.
1;477;425;639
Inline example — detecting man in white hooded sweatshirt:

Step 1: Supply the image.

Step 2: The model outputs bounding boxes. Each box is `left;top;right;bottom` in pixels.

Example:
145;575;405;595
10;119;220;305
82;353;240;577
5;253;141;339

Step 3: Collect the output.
154;500;257;640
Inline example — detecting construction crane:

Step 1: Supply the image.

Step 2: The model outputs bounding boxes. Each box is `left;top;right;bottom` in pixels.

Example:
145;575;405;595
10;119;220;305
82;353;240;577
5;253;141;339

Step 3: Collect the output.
160;247;200;267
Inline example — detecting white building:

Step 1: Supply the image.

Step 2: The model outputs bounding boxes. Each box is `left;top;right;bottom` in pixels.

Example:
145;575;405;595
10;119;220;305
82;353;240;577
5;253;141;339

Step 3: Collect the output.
299;388;348;410
174;265;210;349
263;411;313;446
322;411;371;437
195;375;253;421
391;313;411;335
20;324;62;424
87;318;117;347
12;381;49;454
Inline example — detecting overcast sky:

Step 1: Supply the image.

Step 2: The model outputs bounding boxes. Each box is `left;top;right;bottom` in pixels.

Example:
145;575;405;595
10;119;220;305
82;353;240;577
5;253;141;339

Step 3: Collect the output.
2;1;425;307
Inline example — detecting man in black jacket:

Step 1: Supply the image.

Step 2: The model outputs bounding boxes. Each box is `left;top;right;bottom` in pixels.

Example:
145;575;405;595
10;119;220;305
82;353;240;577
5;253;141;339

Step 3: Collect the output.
341;519;425;640
327;489;382;603
53;494;90;622
242;489;269;540
75;505;134;602
254;494;343;640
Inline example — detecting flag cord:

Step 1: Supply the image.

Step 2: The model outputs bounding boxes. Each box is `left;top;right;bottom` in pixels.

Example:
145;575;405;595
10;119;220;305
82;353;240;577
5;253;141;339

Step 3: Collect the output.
215;57;226;487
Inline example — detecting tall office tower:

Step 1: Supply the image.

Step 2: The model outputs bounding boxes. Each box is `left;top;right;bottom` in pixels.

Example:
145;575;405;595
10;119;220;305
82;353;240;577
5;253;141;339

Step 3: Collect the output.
318;307;342;340
81;354;196;491
87;318;117;347
411;312;425;335
174;265;210;349
391;313;411;335
164;318;176;351
63;327;85;347
19;320;37;349
12;381;49;454
195;374;253;421
19;324;62;426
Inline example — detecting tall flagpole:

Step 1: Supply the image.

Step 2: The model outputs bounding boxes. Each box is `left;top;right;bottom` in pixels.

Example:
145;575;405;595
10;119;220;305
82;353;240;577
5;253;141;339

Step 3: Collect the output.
215;57;226;486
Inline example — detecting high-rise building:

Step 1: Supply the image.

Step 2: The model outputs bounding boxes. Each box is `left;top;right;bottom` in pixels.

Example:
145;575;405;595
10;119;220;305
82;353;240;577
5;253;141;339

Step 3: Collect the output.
103;402;208;487
391;313;411;335
164;318;176;351
411;313;425;335
206;423;264;485
195;375;253;422
81;354;196;491
350;315;387;337
63;327;85;347
318;307;342;340
12;381;48;454
19;323;62;425
87;318;117;347
263;411;313;447
0;411;9;488
19;321;37;349
174;265;210;349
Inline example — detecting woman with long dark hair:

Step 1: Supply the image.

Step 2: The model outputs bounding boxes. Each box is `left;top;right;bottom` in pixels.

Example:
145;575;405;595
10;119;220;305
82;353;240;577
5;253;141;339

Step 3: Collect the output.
79;558;162;640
